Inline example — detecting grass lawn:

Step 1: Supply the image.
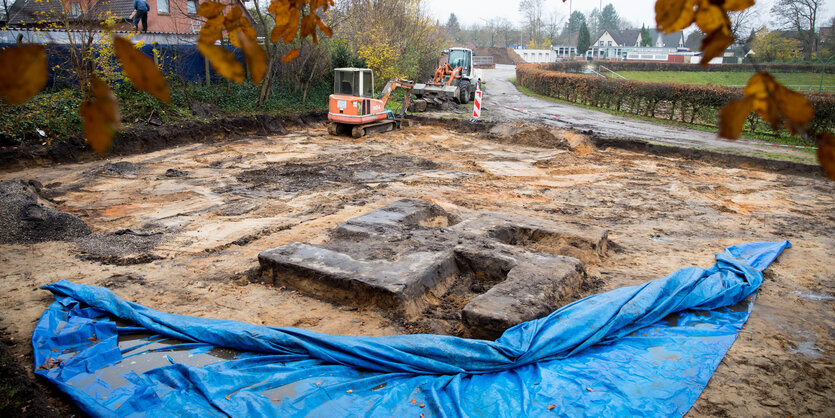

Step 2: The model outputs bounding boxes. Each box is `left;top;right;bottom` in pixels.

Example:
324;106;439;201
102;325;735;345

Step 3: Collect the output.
617;71;835;92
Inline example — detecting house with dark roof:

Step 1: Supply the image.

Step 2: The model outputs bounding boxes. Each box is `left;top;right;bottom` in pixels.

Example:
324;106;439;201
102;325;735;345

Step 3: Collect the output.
2;0;252;34
586;28;686;60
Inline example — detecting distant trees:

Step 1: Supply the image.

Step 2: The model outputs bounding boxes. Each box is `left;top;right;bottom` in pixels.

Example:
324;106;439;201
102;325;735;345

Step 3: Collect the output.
599;4;620;33
771;0;822;60
640;24;652;47
577;22;590;59
519;0;546;48
750;28;802;62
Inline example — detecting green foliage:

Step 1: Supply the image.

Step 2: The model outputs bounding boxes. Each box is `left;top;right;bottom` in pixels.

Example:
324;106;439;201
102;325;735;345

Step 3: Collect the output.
618;71;835;92
751;28;802;63
577;22;591;58
591;61;835;74
517;64;833;140
0;88;82;144
640;25;653;47
330;40;366;69
599;4;620;33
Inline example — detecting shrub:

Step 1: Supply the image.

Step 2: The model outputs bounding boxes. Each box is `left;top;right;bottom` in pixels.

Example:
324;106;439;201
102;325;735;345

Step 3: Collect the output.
592;61;835;74
516;64;835;138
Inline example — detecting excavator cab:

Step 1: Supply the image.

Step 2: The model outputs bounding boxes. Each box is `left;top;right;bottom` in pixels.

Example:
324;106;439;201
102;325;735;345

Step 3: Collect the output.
333;68;374;98
328;68;414;138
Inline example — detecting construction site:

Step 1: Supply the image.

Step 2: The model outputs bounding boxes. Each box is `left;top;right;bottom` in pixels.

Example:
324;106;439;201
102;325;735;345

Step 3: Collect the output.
0;41;834;415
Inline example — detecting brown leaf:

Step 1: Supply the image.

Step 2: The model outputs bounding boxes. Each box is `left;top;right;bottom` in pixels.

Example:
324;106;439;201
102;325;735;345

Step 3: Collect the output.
774;85;814;133
818;132;835;180
81;76;121;156
197;1;226;19
281;48;300;62
198;43;245;83
235;30;266;85
718;96;753;139
699;28;734;66
655;0;697;33
0;44;48;105
224;6;243;32
694;3;729;34
199;17;225;45
113;36;170;103
547;404;555;410
720;0;755;12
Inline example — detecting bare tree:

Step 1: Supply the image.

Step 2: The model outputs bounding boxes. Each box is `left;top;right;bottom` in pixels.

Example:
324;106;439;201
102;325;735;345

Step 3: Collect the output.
771;0;822;60
495;18;514;47
729;2;761;40
519;0;544;47
544;11;564;45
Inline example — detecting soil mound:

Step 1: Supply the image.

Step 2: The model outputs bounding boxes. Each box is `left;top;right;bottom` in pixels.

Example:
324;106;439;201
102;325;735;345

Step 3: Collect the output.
474;47;526;65
0;179;91;244
488;123;596;154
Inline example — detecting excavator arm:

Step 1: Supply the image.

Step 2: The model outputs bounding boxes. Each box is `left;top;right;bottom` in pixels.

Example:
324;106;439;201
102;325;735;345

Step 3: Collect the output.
378;78;415;118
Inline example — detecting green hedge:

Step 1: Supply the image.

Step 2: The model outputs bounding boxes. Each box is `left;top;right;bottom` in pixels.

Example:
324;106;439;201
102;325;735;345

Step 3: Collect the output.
595;61;835;74
516;64;835;138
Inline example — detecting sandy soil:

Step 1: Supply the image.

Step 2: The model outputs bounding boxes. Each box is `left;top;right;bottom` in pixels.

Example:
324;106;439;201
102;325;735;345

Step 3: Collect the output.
0;123;832;416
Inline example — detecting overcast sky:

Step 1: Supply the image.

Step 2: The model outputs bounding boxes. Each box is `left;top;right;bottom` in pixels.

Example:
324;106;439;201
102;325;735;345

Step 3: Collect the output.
422;0;834;30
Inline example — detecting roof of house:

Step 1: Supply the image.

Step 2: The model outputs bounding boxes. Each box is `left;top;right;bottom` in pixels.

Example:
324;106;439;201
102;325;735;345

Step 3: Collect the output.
89;0;135;20
608;29;641;46
649;30;684;48
4;0;66;24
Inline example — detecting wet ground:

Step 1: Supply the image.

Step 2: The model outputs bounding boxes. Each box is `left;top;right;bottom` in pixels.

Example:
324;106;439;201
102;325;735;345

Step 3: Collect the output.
482;65;816;163
0;122;833;416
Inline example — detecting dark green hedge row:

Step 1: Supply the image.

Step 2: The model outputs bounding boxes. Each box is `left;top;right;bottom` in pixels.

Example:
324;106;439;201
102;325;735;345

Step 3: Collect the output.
516;64;835;137
594;61;834;74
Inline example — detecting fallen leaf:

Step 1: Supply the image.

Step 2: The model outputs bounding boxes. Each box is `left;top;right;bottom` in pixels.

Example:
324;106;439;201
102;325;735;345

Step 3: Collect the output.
419;402;425;408
316;381;322;385
547;404;555;410
198;43;245;83
411;399;416;404
586;387;593;391
818;132;835;180
346;389;353;393
113;36;170;103
81;76;121;156
281;48;300;63
0;44;48;104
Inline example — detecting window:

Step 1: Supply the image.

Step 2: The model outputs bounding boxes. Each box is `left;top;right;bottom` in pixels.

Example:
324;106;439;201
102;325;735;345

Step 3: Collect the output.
158;0;169;14
70;1;81;16
187;0;197;14
599;41;604;46
608;41;612;46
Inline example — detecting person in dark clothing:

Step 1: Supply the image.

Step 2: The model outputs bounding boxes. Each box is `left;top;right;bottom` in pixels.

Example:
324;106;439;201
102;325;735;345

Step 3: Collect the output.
132;0;150;32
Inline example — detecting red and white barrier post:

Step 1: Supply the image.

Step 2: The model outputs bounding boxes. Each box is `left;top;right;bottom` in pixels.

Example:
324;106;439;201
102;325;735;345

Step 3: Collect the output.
473;87;482;119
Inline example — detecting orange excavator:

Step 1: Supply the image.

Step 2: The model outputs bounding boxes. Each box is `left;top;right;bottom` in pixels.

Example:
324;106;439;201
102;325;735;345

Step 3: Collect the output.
328;68;414;138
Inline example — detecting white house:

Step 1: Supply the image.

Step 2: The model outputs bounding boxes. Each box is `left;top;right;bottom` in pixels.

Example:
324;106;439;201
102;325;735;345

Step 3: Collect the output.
587;29;686;60
518;49;557;63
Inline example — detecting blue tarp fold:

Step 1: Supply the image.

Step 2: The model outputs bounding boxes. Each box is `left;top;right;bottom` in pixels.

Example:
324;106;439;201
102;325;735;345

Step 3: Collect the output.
33;241;790;416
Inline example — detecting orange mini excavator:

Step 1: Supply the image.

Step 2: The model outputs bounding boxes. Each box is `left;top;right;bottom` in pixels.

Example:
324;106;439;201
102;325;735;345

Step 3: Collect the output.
328;68;414;138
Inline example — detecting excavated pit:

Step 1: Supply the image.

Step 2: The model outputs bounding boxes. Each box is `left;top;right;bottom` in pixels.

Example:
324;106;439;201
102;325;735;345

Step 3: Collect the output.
258;199;608;339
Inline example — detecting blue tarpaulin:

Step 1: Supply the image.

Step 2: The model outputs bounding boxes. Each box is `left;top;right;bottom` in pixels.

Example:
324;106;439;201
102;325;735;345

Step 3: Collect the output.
33;241;791;417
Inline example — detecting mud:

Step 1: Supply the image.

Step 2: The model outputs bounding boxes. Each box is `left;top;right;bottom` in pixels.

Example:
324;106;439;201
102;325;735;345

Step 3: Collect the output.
0;123;833;416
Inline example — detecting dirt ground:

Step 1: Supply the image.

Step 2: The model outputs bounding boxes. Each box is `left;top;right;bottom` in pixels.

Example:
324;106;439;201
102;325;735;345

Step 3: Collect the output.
0;122;833;416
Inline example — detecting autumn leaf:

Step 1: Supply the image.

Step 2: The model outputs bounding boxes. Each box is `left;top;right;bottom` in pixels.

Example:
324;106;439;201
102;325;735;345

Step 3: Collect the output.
281;48;300;62
818;132;835;180
235;30;266;85
81;76;120;156
718;72;814;139
113;36;170;103
197;1;226;19
655;0;697;33
699;27;734;65
721;0;755;12
198;43;245;83
0;45;48;105
718;96;753;139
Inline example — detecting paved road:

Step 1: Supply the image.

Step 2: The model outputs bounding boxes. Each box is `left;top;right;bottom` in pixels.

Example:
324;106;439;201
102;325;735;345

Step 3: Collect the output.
481;65;813;162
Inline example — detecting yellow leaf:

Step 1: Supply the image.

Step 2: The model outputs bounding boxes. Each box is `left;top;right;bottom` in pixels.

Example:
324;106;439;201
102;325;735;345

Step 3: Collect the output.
718;96;753;139
235;30;266;85
81;76;120;156
0;44;47;105
113;36;170;103
817;132;835;180
699;28;734;66
198;1;226;19
281;48;299;62
198;43;245;83
224;6;243;32
655;0;697;33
